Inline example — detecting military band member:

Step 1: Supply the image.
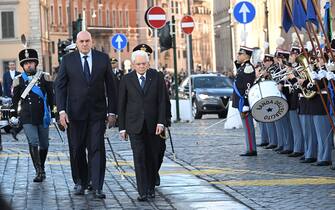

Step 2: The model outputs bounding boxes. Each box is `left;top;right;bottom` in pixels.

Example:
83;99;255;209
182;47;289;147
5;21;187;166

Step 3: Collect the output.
273;50;294;153
298;52;331;165
12;48;54;182
286;47;304;157
261;54;278;150
232;46;257;156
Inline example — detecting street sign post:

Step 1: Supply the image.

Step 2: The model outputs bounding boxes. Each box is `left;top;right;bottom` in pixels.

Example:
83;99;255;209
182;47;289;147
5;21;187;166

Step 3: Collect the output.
111;33;128;70
145;6;167;70
181;15;195;121
233;1;256;44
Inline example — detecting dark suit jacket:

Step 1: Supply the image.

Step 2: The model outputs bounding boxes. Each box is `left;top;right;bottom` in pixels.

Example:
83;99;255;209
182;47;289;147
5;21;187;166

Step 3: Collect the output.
3;70;19;97
55;50;117;121
118;69;167;134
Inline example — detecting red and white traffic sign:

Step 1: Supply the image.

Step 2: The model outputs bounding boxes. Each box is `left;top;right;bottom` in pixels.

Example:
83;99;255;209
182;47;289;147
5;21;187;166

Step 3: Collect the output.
181;15;195;34
146;6;167;29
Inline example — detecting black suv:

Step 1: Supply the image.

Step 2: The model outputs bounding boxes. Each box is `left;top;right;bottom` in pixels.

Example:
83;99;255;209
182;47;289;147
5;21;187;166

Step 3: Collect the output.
179;74;233;119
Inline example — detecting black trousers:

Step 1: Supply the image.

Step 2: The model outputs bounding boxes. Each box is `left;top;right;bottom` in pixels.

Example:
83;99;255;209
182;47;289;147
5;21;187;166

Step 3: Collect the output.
129;122;166;196
69;119;106;190
67;125;79;185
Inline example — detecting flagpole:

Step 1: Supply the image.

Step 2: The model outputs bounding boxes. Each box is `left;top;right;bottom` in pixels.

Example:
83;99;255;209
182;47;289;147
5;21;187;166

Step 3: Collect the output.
284;0;335;132
300;0;335;94
311;0;335;61
299;0;335;118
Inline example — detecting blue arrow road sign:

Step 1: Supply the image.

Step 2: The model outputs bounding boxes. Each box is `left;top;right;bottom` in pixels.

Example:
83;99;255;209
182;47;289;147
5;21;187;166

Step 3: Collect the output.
233;1;256;24
111;33;128;50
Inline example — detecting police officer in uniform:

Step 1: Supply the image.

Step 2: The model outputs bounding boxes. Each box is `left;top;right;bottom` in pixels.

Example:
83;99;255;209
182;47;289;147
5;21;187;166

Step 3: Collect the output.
12;48;54;182
232;46;257;156
110;57;124;81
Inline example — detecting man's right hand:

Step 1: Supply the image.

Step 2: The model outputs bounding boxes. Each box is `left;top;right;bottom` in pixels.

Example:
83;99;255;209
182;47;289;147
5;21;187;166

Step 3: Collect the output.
120;131;128;141
59;112;69;129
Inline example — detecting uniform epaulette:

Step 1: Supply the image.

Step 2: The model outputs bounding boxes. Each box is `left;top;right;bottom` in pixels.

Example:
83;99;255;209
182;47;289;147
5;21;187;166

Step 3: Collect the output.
244;64;254;74
12;75;21;88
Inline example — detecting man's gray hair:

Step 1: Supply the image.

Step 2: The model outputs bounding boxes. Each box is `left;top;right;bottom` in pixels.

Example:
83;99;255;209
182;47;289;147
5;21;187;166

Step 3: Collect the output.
131;50;149;63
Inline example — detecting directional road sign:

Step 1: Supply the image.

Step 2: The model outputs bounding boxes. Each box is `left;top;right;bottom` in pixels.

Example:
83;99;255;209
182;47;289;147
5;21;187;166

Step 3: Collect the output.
181;15;195;34
111;33;128;50
233;1;256;24
146;6;167;29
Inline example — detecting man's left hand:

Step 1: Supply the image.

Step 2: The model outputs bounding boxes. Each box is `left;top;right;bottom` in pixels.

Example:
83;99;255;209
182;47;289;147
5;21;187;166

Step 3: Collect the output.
107;115;116;128
155;124;164;135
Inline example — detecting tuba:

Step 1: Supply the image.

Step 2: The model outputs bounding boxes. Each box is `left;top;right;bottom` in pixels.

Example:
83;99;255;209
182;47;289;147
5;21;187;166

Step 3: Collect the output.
295;54;317;99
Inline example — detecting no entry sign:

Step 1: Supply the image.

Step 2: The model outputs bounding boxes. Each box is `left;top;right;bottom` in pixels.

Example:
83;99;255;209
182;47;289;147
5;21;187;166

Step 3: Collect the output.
146;6;167;29
181;15;195;34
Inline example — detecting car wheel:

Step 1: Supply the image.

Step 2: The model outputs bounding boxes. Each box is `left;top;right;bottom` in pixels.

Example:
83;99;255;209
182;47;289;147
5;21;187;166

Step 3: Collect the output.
218;111;227;119
192;100;202;119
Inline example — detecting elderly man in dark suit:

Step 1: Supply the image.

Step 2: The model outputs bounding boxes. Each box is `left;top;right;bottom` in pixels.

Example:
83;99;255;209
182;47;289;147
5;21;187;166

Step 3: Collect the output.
118;50;167;201
55;31;117;199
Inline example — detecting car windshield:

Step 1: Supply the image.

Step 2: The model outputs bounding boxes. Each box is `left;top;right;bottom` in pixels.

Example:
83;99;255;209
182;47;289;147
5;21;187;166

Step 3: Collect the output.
193;76;233;89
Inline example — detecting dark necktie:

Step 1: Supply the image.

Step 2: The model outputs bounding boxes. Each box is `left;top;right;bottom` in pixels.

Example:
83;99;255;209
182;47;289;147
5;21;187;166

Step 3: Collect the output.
140;75;146;89
83;55;90;81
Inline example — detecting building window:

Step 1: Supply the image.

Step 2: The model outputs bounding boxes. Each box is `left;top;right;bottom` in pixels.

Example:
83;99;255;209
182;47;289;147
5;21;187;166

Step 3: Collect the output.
112;10;116;27
119;10;123;27
171;1;174;13
98;9;102;26
58;6;62;25
50;6;54;24
74;7;78;19
107;9;110;26
91;9;95;25
125;11;129;27
176;2;179;14
1;11;14;38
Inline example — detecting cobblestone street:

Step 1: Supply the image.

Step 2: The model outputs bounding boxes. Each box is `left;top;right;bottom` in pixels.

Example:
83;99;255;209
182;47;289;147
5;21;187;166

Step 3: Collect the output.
0;115;335;209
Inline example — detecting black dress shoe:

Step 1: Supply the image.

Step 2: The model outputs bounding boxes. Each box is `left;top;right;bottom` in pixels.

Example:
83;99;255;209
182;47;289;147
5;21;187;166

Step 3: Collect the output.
273;147;283;152
94;190;106;199
312;161;332;166
278;150;293;154
300;158;317;163
147;189;155;198
87;184;93;191
288;152;304;157
240;151;257;156
155;174;160;186
330;166;335;170
264;145;277;149
74;185;85;195
257;143;269;147
299;156;305;161
137;195;148;202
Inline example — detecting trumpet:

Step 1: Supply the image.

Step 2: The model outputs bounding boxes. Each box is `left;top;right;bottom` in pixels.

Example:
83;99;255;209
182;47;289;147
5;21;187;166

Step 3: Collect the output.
295;54;317;99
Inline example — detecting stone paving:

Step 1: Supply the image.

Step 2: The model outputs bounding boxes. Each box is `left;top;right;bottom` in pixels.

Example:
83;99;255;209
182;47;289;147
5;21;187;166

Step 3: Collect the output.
0;122;248;210
1;115;335;210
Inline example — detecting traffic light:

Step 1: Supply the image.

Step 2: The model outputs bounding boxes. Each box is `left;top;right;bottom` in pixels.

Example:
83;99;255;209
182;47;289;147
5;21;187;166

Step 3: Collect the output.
58;40;71;64
72;14;83;42
158;21;172;52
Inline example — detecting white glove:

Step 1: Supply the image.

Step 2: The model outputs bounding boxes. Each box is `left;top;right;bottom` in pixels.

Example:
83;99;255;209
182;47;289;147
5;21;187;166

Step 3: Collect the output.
242;106;250;112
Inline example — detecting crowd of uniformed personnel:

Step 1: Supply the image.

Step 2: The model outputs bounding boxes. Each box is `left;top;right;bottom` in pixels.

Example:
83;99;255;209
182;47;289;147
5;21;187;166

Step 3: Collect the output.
232;40;335;169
